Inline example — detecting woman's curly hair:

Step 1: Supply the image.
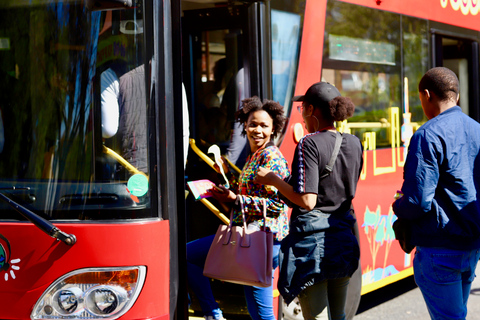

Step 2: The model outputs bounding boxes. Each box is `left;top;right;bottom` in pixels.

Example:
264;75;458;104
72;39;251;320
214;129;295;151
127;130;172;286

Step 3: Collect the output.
318;96;355;122
235;96;286;139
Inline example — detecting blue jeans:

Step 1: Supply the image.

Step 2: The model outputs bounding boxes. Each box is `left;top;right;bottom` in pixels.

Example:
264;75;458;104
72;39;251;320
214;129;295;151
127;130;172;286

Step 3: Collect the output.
413;246;480;320
187;234;280;320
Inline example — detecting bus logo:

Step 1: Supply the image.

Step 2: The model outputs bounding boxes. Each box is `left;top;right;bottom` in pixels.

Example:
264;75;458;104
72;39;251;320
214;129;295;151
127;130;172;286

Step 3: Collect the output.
0;234;21;281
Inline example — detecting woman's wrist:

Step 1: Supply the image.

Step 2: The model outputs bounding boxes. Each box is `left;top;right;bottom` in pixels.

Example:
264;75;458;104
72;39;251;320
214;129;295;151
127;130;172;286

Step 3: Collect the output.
225;191;237;202
267;171;282;188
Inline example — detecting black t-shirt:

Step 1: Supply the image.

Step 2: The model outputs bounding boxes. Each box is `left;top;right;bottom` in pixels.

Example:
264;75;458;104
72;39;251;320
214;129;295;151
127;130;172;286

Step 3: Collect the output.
288;130;363;218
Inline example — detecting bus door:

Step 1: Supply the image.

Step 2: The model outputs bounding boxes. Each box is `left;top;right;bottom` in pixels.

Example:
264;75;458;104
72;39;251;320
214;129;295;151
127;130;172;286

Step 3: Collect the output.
431;25;480;121
180;0;272;317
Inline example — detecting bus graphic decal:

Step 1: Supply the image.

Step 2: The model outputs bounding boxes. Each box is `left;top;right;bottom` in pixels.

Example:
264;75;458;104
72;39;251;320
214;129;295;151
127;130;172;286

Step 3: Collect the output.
0;234;21;281
441;0;479;15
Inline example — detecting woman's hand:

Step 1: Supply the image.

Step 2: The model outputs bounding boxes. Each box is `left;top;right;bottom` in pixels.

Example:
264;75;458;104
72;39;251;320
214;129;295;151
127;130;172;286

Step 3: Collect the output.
210;185;237;202
256;167;317;211
255;167;277;186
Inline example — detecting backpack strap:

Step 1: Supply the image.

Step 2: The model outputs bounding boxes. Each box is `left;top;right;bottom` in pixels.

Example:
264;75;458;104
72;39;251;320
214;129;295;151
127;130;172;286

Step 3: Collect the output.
319;131;342;180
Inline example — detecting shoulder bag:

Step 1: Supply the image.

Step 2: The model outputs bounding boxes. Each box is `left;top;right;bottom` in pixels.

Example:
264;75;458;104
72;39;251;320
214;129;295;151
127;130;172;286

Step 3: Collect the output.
203;197;274;287
393;218;415;254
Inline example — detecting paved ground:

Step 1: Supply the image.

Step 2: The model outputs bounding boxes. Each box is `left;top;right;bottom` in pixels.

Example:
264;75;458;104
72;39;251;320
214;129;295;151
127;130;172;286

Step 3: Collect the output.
188;263;480;320
355;263;480;320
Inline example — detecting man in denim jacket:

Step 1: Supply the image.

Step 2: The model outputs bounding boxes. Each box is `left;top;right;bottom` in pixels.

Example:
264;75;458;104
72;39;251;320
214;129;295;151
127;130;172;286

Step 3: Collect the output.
393;67;480;320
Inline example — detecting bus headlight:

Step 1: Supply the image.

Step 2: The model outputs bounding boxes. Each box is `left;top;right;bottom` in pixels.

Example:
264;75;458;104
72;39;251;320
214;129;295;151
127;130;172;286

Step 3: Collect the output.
31;266;146;319
85;286;125;316
55;287;83;314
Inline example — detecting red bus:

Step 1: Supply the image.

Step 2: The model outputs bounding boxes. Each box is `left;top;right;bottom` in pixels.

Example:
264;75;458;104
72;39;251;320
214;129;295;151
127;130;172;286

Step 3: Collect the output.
0;0;479;319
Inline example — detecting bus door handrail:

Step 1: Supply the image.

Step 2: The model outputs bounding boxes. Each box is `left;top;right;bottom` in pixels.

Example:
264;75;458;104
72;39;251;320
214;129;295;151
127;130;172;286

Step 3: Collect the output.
199;198;230;225
103;145;148;177
189;139;240;225
189;139;241;175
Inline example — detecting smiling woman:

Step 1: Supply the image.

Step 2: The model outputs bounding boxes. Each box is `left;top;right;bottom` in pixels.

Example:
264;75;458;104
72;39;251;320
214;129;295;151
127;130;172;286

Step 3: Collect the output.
186;96;290;320
237;96;286;153
245;110;274;153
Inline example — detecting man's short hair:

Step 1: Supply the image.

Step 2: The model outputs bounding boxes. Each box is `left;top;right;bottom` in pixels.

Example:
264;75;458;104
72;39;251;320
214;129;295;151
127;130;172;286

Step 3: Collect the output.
419;67;459;102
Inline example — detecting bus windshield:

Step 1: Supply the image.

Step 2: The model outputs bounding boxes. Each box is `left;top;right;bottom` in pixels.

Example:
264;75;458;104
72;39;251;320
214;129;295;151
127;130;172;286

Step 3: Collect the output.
0;1;155;221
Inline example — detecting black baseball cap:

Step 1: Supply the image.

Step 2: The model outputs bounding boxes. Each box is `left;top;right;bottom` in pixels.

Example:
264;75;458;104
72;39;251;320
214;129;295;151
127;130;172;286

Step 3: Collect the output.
292;82;341;107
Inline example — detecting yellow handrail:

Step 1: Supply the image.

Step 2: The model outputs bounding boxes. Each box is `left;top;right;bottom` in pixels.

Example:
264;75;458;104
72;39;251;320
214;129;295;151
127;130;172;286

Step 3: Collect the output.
223;154;242;175
189;138;242;175
189;139;216;171
199;198;230;225
103;145;147;177
189;139;234;225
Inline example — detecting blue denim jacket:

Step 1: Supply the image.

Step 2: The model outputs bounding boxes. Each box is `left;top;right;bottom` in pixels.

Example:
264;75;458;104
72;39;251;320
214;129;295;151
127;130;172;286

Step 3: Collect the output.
278;209;359;305
393;106;480;250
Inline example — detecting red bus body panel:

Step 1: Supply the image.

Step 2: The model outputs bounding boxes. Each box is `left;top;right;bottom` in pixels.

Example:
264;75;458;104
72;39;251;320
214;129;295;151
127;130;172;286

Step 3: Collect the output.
341;0;480;32
0;220;170;319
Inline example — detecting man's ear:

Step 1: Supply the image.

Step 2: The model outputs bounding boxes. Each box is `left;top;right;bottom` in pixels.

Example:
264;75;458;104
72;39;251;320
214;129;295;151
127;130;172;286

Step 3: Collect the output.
421;89;431;100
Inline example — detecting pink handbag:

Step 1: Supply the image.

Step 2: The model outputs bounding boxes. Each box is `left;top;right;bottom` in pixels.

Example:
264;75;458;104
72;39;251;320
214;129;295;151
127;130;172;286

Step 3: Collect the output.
203;197;273;287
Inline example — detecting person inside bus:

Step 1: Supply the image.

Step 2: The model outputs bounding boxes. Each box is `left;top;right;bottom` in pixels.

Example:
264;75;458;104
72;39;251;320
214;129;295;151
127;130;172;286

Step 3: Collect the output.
199;57;250;169
187;96;290;320
198;58;231;146
392;67;480;320
225;68;249;169
255;82;363;320
97;63;148;179
97;13;150;176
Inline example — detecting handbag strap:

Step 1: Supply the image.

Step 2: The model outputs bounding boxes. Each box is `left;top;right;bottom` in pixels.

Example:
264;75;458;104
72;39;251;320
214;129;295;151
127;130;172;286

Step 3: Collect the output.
262;199;267;221
224;196;268;247
234;195;248;229
319;131;342;180
261;199;268;230
234;196;267;227
224;196;247;245
230;196;268;226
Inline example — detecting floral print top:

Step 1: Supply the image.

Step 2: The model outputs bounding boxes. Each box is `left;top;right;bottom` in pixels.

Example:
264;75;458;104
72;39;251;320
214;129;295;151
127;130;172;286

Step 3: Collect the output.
230;144;290;241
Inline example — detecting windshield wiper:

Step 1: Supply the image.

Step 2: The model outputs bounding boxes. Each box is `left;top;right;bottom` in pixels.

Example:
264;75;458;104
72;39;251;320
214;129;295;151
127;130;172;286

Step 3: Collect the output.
0;188;76;246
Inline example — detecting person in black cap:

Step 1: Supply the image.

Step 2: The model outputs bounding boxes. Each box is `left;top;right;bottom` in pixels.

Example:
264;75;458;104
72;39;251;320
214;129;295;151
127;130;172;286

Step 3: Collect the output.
256;82;363;319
